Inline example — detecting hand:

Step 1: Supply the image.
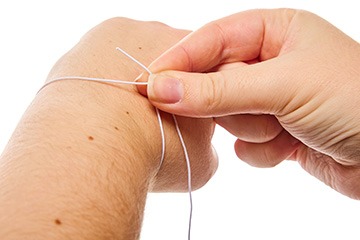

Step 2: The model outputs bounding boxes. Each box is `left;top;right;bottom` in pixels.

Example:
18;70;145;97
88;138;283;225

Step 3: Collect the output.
137;9;360;199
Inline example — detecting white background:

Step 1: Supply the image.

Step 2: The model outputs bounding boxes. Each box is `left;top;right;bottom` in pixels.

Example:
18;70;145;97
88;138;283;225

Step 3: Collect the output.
0;1;359;239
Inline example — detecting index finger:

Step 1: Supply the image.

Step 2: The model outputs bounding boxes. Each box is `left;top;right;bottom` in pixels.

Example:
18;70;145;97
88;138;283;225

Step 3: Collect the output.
146;8;297;74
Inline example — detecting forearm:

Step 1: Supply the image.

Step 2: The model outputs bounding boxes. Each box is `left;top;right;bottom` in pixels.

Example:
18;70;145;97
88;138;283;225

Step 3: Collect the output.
0;81;159;239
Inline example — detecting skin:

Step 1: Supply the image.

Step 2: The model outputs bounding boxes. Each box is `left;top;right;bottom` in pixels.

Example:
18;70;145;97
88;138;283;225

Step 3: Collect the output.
0;18;217;239
136;9;360;199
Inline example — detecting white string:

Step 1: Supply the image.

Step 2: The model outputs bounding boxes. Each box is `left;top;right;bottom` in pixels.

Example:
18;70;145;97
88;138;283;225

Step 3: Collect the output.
39;76;148;93
39;47;193;240
155;107;165;170
116;47;152;75
172;115;192;240
115;48;193;240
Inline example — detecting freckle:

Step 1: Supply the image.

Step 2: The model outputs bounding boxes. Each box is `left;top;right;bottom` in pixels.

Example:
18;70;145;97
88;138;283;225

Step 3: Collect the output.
55;219;61;225
138;46;142;50
66;146;72;150
88;136;94;141
114;126;119;131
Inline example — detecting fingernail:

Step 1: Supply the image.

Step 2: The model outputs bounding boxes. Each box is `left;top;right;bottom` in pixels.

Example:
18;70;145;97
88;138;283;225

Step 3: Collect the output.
148;74;183;104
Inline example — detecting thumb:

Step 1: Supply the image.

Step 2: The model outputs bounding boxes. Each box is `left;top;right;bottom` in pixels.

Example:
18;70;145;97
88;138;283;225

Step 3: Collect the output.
147;59;302;117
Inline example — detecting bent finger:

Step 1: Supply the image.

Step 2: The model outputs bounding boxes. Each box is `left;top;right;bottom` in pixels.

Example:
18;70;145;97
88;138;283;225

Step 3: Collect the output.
234;130;299;168
215;114;283;143
148;9;298;74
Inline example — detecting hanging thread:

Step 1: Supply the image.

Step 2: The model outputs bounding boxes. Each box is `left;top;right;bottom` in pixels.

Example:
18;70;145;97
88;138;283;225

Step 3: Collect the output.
39;47;193;239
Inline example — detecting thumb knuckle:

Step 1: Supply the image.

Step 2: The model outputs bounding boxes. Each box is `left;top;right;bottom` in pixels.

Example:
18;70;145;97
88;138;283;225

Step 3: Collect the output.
200;72;226;114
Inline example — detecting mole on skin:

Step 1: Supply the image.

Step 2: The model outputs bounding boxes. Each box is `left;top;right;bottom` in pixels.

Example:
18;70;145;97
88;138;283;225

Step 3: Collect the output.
55;219;61;225
126;111;129;115
138;46;142;50
88;136;94;141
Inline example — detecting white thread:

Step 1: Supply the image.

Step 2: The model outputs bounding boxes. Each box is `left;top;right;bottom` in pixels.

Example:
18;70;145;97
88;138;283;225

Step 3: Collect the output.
39;76;148;93
115;49;192;240
172;115;193;240
116;47;152;75
39;47;193;240
155;108;165;170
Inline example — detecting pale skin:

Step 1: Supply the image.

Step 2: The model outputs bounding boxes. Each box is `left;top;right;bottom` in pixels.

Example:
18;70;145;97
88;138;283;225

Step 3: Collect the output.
1;8;360;239
137;9;360;199
0;18;217;239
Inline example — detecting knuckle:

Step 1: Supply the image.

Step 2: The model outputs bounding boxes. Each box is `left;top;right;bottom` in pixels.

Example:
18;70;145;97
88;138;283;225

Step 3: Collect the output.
261;117;273;141
100;17;131;27
200;73;225;115
262;148;278;168
86;17;134;38
102;18;170;30
261;116;282;142
145;20;170;28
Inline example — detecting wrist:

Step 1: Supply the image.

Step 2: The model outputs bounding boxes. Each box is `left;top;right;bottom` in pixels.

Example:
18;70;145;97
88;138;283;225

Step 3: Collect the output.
0;80;161;239
42;77;162;174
